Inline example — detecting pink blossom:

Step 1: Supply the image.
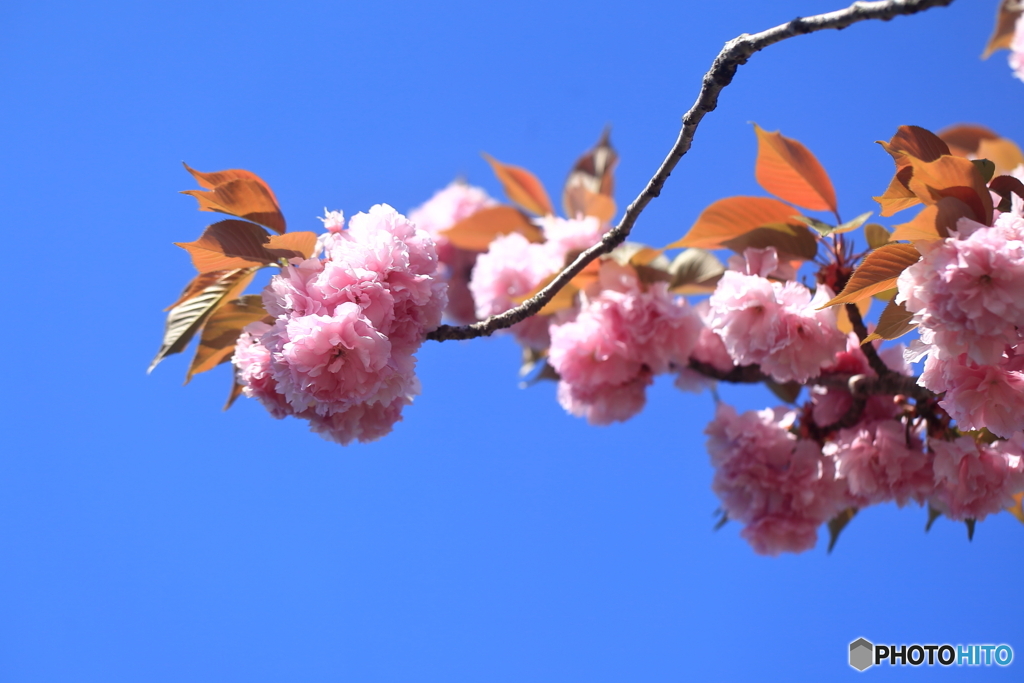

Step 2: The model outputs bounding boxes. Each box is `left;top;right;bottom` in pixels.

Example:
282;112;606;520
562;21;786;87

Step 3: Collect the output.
306;395;413;446
538;215;607;262
548;267;701;424
234;322;292;419
409;182;497;324
826;420;934;507
708;257;844;382
233;203;446;445
469;232;558;319
896;224;1024;365
930;434;1024;521
705;404;847;555
919;350;1024;438
556;372;651;426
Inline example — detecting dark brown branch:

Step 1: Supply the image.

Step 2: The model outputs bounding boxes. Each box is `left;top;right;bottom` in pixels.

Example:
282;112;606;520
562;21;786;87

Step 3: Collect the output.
427;0;956;343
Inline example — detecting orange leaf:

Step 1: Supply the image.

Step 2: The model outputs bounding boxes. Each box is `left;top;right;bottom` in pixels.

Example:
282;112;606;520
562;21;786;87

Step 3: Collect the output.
836;298;872;335
186;294;268;382
266;231;317;260
175;220;277;272
182;163;286;234
977;138;1024;176
149;267;257;373
875;167;920;217
938;124;999;157
905;155;992;226
721;224;818;261
824;243;920;307
990;175;1024;213
224;371;246;411
982;0;1023;58
863;298;916;344
1007;492;1024;524
482;153;553;216
889;196;972;243
668;196;807;250
563;128;618;217
441;205;542;251
880;126;950;164
564;186;617;223
753;124;837;214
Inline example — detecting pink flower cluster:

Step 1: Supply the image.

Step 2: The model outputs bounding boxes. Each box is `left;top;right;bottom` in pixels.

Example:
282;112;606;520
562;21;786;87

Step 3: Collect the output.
825;420;933;508
548;262;702;425
930;434;1024;521
409;181;497;324
707;248;845;383
469;215;607;349
706;404;847;556
232;204;446;445
810;334;909;428
898;213;1024;437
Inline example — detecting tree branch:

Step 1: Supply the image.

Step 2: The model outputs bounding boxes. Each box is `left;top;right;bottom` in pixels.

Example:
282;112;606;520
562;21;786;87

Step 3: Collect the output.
427;0;956;343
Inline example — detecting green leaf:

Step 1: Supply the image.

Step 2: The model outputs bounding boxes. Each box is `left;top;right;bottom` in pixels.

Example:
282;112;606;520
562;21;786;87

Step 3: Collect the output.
971;158;996;184
862;297;916;344
863;223;892;250
668;248;725;294
765;379;801;404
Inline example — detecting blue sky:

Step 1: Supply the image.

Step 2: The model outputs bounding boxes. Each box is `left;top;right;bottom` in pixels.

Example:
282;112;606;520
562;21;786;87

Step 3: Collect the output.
1;0;1021;680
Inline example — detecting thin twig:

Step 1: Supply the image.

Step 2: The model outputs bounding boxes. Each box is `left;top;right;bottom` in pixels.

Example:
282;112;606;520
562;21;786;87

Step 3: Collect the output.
427;0;956;343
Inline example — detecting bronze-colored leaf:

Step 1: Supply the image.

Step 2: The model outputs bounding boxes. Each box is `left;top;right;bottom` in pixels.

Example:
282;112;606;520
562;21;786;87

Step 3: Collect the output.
753;124;837;214
441;205;542;251
149;267;257;373
827;508;858;553
564;186;616;223
668;249;725;294
1007;492;1024;524
720;223;818;262
989;175;1024;213
976;137;1024;176
880;125;950;164
875;166;921;217
186;295;268;382
266;231;318;260
563;128;618;217
982;0;1023;58
175;220;276;272
938;124;999;156
903;155;992;226
182;164;286;234
224;370;246;411
889;196;972;243
668;196;808;250
482;153;553;216
864;223;892;249
836;297;871;335
863;298;916;344
823;243;920;307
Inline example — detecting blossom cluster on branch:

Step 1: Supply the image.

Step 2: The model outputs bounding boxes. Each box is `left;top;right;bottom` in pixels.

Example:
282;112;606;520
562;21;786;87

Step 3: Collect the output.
150;0;1024;555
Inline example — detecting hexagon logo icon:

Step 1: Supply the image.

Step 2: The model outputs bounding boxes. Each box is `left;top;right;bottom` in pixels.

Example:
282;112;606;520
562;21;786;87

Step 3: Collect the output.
849;638;874;671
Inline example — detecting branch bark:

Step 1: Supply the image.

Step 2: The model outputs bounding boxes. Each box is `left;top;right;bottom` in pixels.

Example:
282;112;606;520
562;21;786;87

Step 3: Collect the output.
427;0;956;343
